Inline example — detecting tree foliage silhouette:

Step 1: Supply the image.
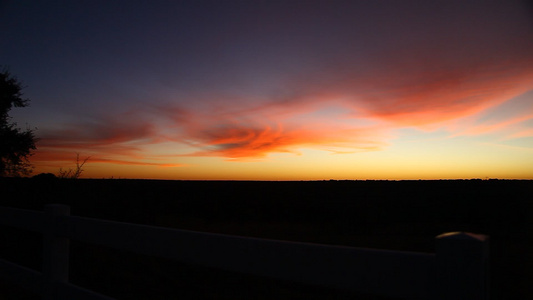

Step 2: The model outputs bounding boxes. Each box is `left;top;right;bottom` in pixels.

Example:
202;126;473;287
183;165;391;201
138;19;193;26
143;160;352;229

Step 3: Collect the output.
0;67;36;176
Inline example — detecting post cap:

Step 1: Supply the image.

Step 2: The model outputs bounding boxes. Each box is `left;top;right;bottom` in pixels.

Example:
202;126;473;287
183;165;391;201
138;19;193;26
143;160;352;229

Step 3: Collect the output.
436;232;488;242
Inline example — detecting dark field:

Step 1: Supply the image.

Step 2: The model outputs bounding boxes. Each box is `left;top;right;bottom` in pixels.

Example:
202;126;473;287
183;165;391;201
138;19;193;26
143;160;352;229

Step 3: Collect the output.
1;178;531;299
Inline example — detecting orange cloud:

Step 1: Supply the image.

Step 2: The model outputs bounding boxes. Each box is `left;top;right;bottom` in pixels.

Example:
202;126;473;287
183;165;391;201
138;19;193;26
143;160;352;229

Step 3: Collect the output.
88;158;183;167
195;124;384;159
157;100;389;160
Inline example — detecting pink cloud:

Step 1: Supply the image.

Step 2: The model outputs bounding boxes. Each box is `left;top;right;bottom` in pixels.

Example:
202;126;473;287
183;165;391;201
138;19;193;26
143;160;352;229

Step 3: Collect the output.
33;115;180;168
360;68;533;127
38;116;156;149
508;129;533;139
452;113;533;138
32;151;182;168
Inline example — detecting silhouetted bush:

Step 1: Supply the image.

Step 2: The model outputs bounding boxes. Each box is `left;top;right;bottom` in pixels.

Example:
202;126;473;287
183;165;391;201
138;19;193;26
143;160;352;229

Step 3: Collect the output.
31;172;57;180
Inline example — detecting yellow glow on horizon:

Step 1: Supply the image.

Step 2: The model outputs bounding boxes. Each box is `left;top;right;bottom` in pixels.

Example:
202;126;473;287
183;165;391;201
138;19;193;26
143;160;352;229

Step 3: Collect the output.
60;137;533;180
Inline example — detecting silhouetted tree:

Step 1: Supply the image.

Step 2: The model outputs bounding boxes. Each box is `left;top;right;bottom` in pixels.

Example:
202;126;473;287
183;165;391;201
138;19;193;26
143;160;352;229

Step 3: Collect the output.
57;153;90;179
0;67;36;176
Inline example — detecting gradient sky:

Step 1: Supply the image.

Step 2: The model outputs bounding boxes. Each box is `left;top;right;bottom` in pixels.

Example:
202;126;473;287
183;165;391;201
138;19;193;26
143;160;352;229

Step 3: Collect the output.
1;0;533;180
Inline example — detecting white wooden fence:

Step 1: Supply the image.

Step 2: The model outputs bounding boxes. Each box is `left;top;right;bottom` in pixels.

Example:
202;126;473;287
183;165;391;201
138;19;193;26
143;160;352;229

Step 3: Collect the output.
0;204;489;299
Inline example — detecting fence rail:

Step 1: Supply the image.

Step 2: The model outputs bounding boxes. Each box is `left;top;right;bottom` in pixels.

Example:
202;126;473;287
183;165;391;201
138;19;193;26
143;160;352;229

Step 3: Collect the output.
0;204;489;299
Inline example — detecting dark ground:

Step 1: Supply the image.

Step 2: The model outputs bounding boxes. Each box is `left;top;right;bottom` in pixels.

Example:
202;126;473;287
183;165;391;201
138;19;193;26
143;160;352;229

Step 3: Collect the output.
0;178;531;299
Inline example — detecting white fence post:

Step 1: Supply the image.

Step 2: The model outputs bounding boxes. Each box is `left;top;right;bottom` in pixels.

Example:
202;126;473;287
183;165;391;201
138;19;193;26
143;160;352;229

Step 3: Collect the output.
42;204;70;300
436;232;490;300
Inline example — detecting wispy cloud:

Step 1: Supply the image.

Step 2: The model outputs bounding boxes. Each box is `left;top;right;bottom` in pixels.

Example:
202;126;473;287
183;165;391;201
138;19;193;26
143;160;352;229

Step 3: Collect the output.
33;115;182;168
27;0;533;170
454;113;533;138
165;57;533;159
156;101;389;160
34;58;533;165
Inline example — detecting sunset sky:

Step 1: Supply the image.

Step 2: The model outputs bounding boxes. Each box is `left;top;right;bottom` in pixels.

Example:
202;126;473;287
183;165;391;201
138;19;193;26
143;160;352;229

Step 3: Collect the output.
2;0;532;180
